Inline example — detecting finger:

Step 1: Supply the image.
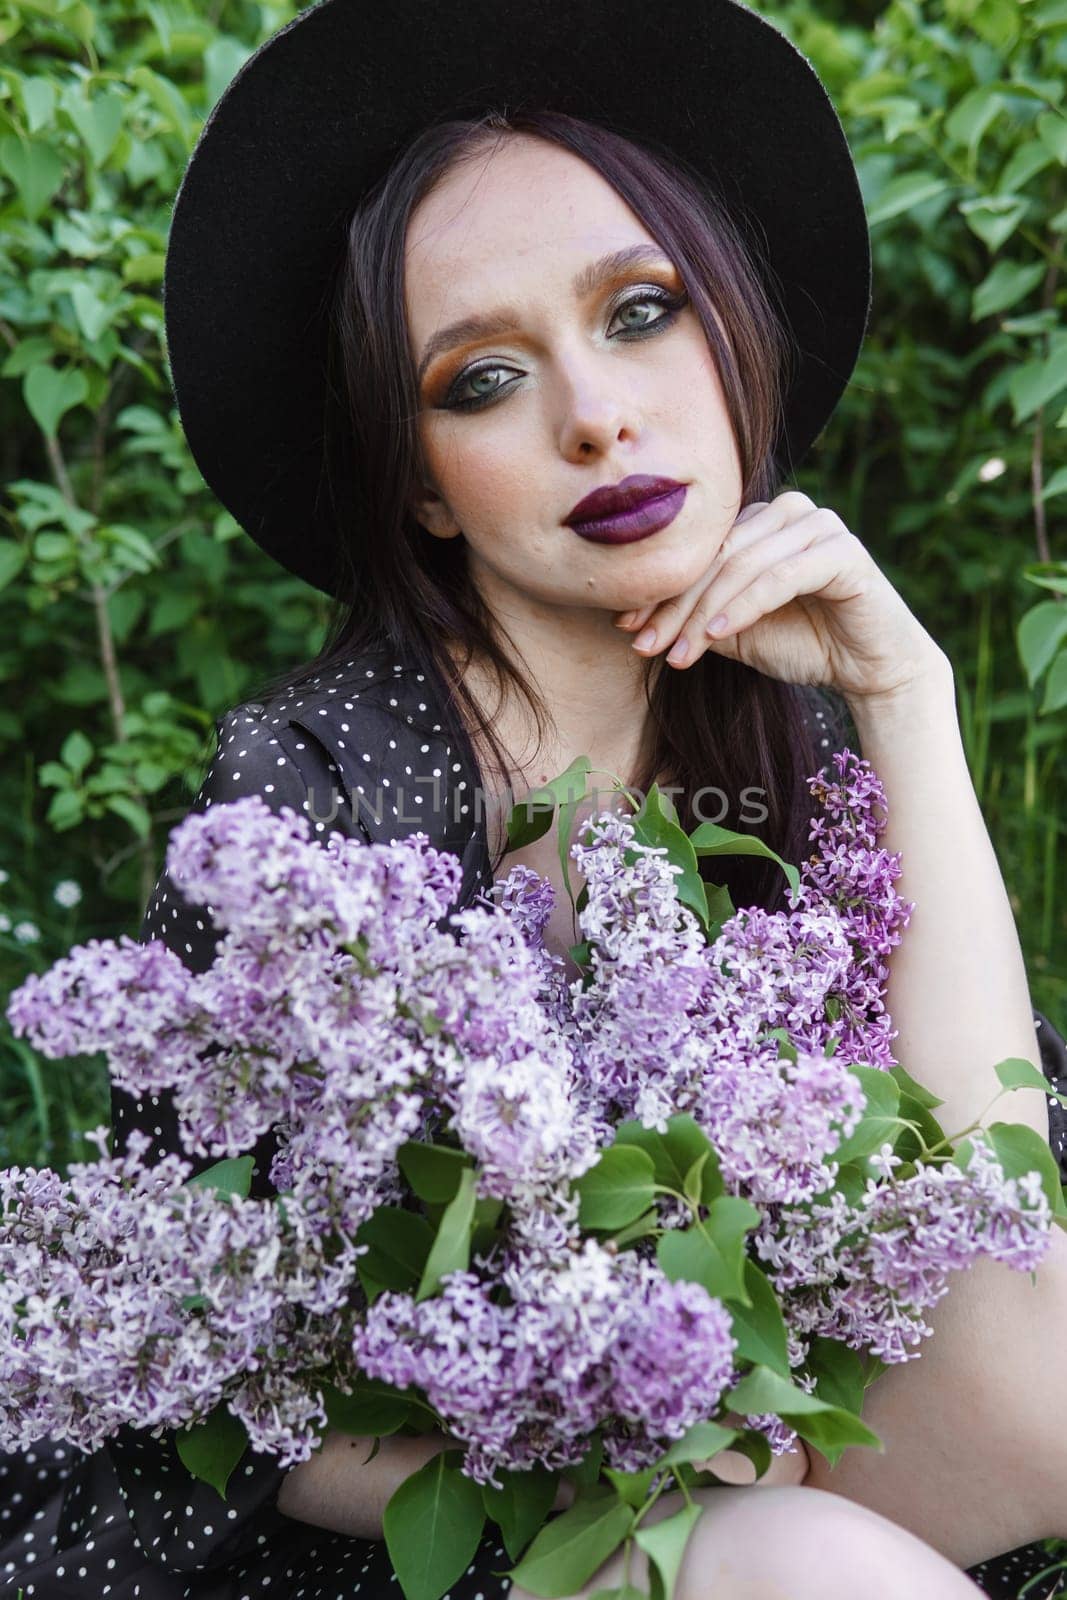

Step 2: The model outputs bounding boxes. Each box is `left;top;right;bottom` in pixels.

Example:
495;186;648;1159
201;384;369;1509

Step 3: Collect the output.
625;502;779;652
699;1449;759;1486
741;488;818;530
614;601;655;631
733;498;770;526
662;514;840;667
624;491;817;653
700;489;817;547
699;1449;805;1487
701;523;852;649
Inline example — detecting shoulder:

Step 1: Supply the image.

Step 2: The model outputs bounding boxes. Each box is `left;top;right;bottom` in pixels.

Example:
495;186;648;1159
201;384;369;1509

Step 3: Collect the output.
171;641;492;908
197;644;420;831
252;640;452;746
139;702;327;972
194;698;328;831
247;645;488;860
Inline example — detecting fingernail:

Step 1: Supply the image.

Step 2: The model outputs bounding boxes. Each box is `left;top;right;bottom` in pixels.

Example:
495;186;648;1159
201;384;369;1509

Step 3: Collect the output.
666;637;690;664
616;611;637;628
633;626;657;650
706;613;729;635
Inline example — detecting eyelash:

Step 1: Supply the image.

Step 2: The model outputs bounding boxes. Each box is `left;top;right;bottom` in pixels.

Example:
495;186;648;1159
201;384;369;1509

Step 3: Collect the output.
440;286;690;413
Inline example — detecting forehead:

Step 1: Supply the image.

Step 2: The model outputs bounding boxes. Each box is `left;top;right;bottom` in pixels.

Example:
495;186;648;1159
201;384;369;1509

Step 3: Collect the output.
403;137;658;312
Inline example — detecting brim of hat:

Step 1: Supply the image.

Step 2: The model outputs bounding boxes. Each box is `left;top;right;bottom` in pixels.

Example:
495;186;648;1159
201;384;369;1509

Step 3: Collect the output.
164;0;871;599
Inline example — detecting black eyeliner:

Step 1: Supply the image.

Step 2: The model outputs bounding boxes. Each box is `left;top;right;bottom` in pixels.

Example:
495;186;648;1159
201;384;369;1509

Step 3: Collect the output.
437;287;690;414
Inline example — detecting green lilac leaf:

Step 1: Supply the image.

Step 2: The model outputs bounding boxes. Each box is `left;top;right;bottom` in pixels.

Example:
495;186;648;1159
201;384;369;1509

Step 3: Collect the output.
687;820;800;896
321;1380;413;1437
397;1141;472;1203
186;1155;254;1198
355;1207;435;1295
655;1419;739;1467
383;1451;486;1600
634;1501;706;1600
613;1115;718;1197
175;1402;249;1501
995;1056;1067;1105
506;1487;634;1598
481;1465;559;1563
417;1166;477;1301
728;1259;791;1377
575;1144;657;1230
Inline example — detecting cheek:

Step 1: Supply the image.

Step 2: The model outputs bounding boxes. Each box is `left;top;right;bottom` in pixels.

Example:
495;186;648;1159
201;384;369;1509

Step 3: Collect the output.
423;419;542;533
666;335;740;461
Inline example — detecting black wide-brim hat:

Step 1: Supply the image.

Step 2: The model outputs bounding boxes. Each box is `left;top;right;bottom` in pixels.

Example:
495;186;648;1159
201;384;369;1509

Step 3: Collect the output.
163;0;871;601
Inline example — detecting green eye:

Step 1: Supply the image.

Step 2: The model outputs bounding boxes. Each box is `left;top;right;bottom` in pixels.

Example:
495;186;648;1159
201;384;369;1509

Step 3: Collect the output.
441;287;689;413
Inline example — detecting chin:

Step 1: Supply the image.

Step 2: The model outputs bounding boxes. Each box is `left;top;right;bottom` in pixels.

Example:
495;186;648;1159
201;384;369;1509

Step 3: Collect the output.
639;548;715;595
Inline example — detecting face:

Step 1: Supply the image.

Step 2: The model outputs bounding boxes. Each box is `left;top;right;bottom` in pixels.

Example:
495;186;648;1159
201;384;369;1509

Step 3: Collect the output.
405;134;744;631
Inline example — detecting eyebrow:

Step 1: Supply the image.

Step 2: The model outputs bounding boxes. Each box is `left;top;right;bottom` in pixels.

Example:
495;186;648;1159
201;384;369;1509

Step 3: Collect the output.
415;244;676;385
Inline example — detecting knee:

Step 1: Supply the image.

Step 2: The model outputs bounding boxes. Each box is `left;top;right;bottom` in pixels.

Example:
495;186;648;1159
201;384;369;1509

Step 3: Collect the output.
681;1485;978;1600
515;1485;979;1600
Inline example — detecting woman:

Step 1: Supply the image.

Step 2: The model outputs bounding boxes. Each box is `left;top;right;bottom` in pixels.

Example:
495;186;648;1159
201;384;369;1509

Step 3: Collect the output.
3;2;1066;1596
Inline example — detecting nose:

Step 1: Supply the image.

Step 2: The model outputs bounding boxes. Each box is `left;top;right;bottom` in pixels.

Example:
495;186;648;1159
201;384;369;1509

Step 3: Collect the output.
554;342;641;461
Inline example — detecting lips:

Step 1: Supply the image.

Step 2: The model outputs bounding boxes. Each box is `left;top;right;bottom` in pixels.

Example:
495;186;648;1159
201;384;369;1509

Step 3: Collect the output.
563;474;686;527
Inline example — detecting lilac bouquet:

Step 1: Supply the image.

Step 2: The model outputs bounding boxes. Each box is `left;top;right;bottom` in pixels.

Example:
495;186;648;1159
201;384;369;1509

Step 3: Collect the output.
5;750;1065;1600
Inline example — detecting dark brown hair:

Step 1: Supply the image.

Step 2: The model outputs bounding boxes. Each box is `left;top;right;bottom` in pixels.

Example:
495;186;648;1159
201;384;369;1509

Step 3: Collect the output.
248;107;829;913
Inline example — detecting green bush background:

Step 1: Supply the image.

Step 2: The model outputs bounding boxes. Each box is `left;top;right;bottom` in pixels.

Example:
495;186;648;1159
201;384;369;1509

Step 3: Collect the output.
1;0;1065;1181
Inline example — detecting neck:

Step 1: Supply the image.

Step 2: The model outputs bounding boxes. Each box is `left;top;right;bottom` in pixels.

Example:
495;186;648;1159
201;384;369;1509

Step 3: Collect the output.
448;591;667;852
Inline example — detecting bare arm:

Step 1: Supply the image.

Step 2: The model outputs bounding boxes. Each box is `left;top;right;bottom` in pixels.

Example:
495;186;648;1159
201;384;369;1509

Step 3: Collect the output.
276;1428;574;1539
845;654;1049;1143
276;1429;457;1539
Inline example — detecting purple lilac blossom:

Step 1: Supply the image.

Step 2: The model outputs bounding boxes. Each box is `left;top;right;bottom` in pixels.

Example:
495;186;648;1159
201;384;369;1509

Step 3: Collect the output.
0;1128;344;1461
354;1243;736;1486
6;937;209;1100
753;1137;1052;1364
2;754;1053;1481
566;812;716;1140
490;865;573;1025
790;749;914;1071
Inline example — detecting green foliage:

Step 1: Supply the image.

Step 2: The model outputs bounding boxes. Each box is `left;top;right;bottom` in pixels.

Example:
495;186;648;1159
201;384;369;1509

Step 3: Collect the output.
743;0;1067;1030
481;1464;561;1563
505;1486;636;1598
382;1449;488;1600
415;1165;478;1301
185;1153;254;1196
0;0;333;1165
174;1401;249;1501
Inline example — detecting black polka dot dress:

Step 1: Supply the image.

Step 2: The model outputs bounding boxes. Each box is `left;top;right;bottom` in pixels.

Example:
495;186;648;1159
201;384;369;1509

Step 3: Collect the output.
2;648;1064;1599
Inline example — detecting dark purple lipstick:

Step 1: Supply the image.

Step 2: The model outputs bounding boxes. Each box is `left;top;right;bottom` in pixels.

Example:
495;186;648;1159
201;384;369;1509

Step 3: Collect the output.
564;474;687;545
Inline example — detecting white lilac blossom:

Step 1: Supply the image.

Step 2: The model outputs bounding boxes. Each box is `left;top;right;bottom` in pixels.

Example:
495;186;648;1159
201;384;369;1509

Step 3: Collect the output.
2;756;1054;1481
